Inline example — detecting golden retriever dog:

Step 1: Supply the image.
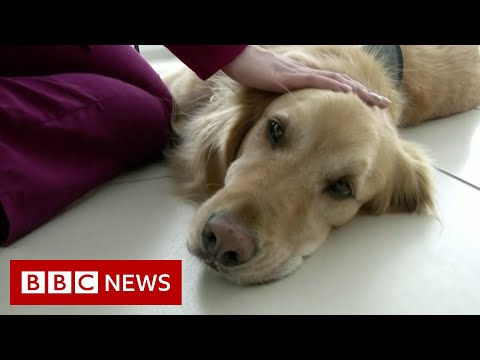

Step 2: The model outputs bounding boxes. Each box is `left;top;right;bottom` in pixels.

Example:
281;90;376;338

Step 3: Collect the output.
164;45;480;285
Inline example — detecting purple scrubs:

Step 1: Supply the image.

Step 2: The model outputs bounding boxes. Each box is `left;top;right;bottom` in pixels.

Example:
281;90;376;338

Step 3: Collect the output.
0;45;247;246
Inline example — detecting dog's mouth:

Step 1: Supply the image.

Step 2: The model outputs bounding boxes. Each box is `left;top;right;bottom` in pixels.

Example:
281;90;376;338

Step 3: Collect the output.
196;250;305;286
204;258;219;272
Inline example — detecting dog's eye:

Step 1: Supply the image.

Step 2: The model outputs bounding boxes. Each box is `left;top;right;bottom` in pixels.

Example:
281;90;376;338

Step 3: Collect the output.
268;120;284;144
327;179;353;199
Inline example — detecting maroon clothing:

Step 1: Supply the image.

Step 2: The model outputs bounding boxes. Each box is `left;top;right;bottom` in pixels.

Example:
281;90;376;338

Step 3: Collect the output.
0;45;248;246
165;45;247;79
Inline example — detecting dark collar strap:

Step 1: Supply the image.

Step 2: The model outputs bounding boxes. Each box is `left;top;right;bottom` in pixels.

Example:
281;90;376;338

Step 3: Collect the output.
363;45;404;88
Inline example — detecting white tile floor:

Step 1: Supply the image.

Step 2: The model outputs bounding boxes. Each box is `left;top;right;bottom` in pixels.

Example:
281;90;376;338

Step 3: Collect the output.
1;46;480;315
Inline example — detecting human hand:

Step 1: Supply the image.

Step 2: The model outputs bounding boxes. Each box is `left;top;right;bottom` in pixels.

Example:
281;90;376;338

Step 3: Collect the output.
222;45;391;108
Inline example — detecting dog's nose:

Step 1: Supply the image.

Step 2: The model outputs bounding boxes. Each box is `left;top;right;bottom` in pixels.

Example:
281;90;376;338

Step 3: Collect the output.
202;214;256;267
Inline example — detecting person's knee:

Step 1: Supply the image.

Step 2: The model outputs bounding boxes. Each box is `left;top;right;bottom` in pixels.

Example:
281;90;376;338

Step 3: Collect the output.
53;73;174;154
89;75;174;155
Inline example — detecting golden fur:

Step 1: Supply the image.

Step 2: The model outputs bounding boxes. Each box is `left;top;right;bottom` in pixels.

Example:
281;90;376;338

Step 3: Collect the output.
163;45;480;285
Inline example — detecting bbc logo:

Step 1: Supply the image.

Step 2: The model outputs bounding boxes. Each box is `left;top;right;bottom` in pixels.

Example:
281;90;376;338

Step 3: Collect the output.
11;260;182;305
22;271;99;294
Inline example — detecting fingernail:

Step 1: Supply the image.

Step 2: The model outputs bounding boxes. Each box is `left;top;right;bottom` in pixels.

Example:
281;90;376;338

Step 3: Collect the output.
380;96;391;104
373;93;390;103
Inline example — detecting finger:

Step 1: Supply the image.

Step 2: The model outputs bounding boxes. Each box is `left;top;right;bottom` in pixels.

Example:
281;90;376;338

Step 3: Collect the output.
284;72;391;108
354;86;392;108
295;66;390;105
286;73;353;93
310;73;390;108
349;85;385;107
335;77;391;108
338;73;368;90
348;84;391;108
329;73;372;95
324;72;391;108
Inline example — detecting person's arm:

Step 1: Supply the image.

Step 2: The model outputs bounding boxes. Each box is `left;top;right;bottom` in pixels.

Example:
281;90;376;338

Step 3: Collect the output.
164;45;248;80
165;45;390;108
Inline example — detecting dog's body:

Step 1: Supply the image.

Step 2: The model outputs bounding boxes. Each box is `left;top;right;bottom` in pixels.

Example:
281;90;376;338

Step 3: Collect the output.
164;45;480;285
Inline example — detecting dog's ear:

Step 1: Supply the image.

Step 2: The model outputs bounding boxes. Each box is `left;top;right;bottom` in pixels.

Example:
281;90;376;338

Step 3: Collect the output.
362;140;436;215
221;89;276;164
204;89;277;193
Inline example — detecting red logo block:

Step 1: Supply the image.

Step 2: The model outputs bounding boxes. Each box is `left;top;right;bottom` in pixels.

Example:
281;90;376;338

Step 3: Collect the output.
10;260;182;305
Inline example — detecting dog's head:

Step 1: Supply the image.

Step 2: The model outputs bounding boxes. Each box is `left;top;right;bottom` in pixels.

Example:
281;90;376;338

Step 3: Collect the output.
187;88;435;285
